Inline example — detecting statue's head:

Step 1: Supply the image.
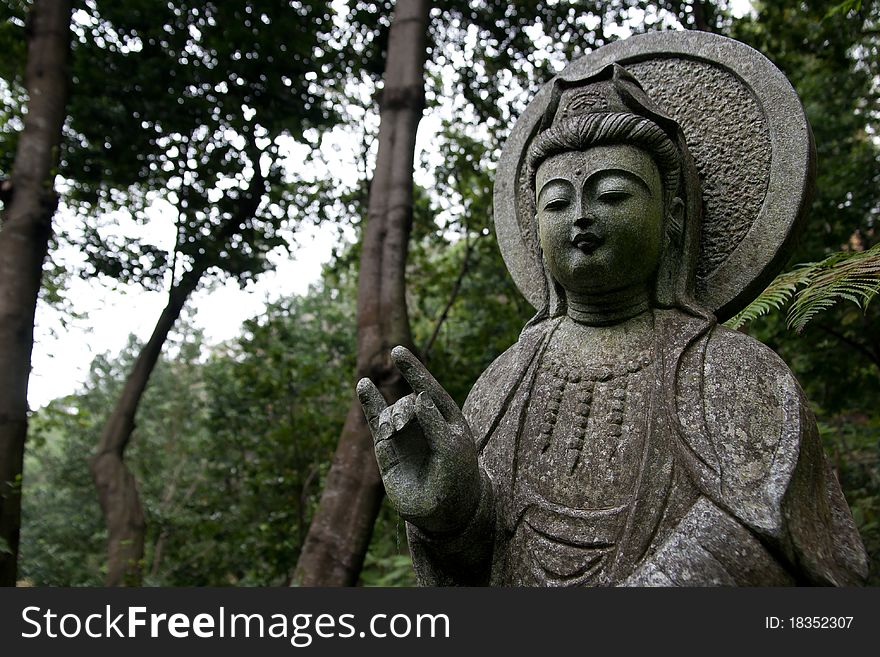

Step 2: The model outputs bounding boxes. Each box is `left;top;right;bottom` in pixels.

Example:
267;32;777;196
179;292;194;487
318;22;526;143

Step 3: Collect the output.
526;64;700;314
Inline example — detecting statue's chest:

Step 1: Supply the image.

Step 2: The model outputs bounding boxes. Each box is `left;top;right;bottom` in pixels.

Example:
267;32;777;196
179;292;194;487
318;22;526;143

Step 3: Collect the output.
516;349;654;510
498;347;658;586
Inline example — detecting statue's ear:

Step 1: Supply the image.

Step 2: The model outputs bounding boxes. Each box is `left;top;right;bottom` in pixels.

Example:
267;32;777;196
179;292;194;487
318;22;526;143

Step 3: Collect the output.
655;196;686;308
666;197;685;244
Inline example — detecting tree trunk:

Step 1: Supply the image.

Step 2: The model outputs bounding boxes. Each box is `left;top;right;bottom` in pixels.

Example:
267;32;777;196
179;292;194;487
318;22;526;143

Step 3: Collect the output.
90;273;199;586
91;170;264;586
692;1;712;32
0;0;71;586
292;0;430;586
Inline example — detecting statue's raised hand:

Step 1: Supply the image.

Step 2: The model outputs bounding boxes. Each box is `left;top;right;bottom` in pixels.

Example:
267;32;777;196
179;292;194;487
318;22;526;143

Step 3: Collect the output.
357;346;481;535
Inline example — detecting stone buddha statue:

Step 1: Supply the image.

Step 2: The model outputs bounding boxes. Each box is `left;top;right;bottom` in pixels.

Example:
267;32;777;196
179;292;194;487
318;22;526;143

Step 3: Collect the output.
356;35;868;586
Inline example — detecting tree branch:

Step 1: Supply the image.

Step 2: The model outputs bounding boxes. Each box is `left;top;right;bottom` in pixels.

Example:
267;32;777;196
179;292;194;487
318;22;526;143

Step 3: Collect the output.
422;233;475;362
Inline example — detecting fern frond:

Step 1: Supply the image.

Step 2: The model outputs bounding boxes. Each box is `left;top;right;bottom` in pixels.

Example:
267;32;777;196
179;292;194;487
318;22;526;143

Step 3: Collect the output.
788;242;880;332
723;267;812;330
723;242;880;331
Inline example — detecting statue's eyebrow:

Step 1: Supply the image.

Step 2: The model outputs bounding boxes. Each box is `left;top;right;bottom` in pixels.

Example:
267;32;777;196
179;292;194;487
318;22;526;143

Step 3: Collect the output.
584;168;653;195
537;177;573;201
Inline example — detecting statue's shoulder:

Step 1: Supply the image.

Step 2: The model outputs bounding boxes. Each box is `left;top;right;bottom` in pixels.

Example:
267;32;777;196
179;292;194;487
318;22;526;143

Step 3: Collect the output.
679;320;867;584
703;323;800;390
658;309;804;424
699;324;808;457
673;318;810;537
462;319;556;442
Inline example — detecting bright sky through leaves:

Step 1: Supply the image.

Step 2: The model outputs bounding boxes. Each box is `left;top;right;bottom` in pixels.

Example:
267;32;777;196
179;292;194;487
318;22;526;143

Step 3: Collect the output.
27;0;756;409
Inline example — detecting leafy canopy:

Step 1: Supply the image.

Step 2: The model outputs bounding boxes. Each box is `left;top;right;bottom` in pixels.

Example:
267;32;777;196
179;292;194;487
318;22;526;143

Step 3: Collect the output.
57;0;343;290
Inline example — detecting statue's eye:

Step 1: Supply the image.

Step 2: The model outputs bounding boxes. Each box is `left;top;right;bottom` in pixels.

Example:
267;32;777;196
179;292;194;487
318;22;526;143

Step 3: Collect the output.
543;198;570;211
597;189;631;204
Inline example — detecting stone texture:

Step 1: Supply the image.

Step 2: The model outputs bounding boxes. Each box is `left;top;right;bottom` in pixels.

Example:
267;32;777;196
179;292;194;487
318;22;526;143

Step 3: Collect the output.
626;58;771;281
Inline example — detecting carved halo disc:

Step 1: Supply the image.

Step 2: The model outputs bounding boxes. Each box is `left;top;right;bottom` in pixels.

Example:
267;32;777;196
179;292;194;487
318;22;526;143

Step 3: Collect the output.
494;31;816;321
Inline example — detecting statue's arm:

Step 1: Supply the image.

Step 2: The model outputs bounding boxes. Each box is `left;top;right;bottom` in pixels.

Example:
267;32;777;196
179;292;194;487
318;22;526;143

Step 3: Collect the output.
671;326;867;585
405;469;496;586
405;344;521;586
621;496;794;586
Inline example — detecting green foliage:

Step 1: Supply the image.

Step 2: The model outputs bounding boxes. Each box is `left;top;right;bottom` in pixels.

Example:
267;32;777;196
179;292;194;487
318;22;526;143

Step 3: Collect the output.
819;415;880;584
724;268;812;331
724;242;880;331
62;1;337;287
359;501;415;587
0;2;27;85
20;273;357;585
734;1;879;260
824;0;863;18
426;2;734;150
21;363;123;586
788;243;880;331
20;329;213;585
0;2;26;180
171;283;356;585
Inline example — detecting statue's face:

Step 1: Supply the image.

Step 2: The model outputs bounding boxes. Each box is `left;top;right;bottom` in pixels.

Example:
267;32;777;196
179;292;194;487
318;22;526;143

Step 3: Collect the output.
535;144;665;296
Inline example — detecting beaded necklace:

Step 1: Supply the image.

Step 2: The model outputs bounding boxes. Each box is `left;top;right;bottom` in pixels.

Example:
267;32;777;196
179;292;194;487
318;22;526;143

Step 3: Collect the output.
538;352;653;473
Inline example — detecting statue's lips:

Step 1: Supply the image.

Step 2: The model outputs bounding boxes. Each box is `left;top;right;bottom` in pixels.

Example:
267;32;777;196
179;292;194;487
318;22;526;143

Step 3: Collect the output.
572;232;603;254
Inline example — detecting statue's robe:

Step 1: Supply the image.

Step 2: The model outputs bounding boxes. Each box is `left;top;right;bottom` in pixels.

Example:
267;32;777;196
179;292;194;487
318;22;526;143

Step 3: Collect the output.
407;309;868;586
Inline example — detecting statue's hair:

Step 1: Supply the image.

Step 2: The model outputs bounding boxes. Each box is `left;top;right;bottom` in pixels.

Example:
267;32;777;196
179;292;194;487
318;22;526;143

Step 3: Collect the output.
527;112;680;205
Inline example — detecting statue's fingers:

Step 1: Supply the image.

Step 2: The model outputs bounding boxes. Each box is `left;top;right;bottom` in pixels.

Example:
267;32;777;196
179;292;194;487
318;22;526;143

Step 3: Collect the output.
356;377;387;435
391;346;460;423
414;391;452;453
374;435;400;473
391;394;416;431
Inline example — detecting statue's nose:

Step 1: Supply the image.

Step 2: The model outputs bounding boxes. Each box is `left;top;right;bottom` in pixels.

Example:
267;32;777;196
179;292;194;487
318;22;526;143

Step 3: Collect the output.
575;212;599;227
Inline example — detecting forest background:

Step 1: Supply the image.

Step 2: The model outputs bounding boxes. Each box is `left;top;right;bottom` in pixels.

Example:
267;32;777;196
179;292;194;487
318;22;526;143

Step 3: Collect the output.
0;0;877;587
